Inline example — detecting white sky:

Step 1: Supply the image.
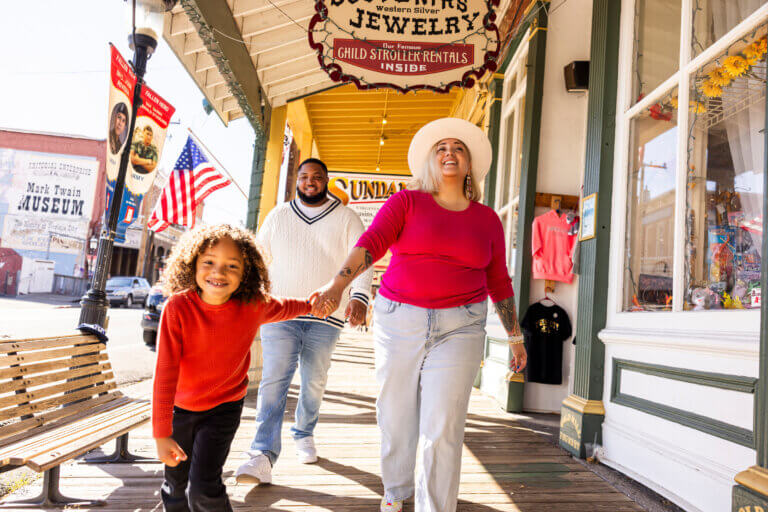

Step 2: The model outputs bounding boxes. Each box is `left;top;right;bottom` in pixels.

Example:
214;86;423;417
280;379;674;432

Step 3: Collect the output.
0;0;257;227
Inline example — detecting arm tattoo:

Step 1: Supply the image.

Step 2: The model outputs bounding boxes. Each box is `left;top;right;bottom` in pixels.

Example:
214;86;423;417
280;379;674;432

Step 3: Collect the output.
338;249;374;281
494;297;521;337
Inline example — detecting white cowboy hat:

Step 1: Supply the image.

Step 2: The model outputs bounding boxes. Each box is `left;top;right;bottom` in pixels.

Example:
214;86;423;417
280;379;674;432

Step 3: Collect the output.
407;117;493;183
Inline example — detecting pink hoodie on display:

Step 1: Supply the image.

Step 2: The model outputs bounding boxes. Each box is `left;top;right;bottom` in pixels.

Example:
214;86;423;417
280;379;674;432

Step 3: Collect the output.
532;210;578;283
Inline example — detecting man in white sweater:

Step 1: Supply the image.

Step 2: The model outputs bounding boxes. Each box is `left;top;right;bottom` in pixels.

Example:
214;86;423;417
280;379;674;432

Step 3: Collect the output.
236;158;373;485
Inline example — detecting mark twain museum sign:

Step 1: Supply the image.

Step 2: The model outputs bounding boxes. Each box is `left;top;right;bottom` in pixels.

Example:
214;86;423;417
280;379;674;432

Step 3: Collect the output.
308;0;500;92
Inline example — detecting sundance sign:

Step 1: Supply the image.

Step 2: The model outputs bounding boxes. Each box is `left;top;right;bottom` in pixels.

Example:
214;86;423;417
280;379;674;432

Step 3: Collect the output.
309;0;500;93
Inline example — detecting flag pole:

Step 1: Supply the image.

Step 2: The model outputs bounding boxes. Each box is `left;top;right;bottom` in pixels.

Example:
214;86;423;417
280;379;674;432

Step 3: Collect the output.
187;128;248;200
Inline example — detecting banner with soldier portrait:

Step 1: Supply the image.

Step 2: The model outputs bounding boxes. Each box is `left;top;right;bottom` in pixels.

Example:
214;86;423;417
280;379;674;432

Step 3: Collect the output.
105;44;175;243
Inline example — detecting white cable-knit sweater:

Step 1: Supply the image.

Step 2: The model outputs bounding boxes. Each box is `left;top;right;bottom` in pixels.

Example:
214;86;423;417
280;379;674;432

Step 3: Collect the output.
256;197;373;328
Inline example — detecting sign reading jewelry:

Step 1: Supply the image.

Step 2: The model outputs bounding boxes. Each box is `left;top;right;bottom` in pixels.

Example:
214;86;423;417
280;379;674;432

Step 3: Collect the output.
309;0;500;92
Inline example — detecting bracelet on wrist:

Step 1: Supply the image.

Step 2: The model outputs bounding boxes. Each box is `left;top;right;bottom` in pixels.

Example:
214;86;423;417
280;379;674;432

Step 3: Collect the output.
508;335;525;345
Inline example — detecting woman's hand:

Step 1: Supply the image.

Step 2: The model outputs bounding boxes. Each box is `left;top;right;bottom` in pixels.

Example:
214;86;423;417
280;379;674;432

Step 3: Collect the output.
156;437;187;467
510;343;527;373
311;280;344;318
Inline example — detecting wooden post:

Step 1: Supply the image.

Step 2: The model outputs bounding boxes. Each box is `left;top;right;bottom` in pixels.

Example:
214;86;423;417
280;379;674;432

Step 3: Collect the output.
558;0;620;458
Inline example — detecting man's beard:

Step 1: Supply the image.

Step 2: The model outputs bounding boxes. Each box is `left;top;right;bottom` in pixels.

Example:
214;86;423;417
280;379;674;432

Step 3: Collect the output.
296;184;328;204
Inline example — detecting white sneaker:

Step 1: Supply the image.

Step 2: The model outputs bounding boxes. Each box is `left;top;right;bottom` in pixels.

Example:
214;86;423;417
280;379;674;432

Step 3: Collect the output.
380;498;403;512
235;454;272;485
295;436;318;464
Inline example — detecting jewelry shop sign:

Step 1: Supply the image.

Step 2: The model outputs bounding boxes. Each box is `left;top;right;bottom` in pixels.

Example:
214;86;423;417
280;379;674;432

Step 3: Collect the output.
309;0;500;92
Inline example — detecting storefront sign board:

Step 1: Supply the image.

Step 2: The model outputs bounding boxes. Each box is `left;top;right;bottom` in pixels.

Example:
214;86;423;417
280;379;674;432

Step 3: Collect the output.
308;0;500;93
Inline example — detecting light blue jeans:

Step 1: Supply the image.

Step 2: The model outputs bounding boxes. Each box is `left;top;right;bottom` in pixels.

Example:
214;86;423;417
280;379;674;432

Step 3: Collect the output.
373;295;487;512
248;320;341;465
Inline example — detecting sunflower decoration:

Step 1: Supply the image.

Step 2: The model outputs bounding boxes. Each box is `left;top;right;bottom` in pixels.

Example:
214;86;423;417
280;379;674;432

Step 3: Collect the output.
758;36;767;55
689;100;707;114
670;96;679;109
743;42;764;64
723;55;749;78
701;79;723;97
707;67;732;86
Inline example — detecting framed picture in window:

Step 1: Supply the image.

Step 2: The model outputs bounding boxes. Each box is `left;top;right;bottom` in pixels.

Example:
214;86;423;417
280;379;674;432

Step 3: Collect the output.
580;193;597;241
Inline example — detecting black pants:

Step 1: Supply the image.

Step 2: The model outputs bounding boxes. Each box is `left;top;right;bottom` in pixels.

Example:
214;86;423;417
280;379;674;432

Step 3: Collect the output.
161;399;244;512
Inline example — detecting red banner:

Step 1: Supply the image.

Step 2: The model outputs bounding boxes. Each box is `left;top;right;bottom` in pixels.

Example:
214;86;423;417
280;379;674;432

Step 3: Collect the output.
333;39;473;75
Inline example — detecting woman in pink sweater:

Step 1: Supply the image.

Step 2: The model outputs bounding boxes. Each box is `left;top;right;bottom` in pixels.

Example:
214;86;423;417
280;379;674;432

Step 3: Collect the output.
312;118;527;512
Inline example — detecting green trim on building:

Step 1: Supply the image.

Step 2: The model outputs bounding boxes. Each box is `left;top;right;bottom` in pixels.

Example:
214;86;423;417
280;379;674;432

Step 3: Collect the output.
611;359;757;394
611;359;755;448
484;77;503;210
181;0;267;131
512;8;548;317
559;0;621;457
757;66;768;468
246;132;267;230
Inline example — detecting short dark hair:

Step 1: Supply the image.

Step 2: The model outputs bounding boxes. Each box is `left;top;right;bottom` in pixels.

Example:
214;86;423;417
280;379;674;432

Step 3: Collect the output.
143;125;153;134
297;158;328;175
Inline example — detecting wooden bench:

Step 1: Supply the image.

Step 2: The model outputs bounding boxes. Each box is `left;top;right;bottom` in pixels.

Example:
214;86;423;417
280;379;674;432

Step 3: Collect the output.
0;333;151;507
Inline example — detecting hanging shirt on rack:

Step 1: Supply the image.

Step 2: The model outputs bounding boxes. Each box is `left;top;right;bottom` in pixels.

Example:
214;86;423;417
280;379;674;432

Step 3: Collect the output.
532;210;579;283
520;302;572;385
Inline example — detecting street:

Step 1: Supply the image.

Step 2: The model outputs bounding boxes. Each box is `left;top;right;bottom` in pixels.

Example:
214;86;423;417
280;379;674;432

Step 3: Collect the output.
0;294;156;385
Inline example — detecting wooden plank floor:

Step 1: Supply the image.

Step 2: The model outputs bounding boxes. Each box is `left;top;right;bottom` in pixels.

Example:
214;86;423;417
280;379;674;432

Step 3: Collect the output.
2;329;643;511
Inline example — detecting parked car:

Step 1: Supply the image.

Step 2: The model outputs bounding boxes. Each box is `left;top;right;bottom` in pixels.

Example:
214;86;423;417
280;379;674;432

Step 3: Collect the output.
141;283;167;346
105;276;151;308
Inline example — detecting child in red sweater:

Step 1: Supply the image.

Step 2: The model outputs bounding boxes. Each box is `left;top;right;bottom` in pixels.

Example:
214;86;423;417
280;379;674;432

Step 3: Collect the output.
152;224;313;512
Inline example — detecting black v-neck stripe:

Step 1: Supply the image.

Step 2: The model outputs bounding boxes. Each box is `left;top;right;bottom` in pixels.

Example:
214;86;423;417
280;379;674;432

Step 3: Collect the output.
290;198;340;225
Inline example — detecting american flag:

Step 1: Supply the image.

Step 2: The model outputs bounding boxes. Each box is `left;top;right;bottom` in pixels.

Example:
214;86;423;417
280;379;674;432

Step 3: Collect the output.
147;136;231;233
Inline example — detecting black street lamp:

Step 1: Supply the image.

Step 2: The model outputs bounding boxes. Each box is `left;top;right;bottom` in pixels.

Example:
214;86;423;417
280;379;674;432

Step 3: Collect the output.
79;2;169;333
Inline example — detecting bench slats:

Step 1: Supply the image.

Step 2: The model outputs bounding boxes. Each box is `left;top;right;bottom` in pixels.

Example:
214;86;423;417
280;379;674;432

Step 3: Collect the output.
3;400;150;472
0;395;143;463
30;403;151;472
0;333;149;477
0;353;108;381
0;335;101;354
1;362;112;394
0;392;123;446
0;382;117;422
0;344;106;369
0;372;114;411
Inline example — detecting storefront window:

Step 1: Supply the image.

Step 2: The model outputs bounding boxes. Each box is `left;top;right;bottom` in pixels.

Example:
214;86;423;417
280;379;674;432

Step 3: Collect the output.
632;0;681;104
624;90;679;311
692;1;765;57
684;42;766;310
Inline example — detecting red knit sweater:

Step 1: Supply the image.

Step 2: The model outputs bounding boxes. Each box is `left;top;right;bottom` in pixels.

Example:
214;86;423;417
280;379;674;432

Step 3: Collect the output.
152;289;311;438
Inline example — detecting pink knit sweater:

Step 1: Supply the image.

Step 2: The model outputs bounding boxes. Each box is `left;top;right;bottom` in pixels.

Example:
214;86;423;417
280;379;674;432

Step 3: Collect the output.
356;190;514;309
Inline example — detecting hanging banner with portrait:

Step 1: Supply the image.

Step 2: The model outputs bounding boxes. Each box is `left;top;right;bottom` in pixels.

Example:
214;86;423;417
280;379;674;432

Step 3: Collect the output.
308;0;500;92
105;44;175;243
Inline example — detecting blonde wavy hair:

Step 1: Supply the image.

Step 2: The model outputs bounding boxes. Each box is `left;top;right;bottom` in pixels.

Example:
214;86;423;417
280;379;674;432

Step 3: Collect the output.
407;139;482;202
162;224;271;303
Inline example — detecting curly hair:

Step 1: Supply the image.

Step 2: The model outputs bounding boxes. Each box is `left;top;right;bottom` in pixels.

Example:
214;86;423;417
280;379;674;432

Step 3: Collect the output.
162;224;271;303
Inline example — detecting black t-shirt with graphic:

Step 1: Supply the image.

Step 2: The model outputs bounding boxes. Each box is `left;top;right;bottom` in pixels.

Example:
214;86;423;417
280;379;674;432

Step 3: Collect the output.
520;302;572;385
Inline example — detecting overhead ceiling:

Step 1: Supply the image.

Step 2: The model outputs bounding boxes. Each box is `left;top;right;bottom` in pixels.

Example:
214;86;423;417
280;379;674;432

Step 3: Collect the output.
165;0;333;125
304;84;461;174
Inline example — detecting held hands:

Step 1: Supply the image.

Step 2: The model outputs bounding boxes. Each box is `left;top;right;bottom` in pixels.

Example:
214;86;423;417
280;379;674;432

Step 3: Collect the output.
310;280;344;318
346;299;368;328
156;437;187;467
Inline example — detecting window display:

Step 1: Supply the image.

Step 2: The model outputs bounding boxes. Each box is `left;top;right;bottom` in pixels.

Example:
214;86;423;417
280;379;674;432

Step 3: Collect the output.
685;33;766;310
623;89;678;312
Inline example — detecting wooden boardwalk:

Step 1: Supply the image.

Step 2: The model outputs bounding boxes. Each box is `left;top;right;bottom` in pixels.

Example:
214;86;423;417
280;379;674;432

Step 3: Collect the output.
2;330;643;511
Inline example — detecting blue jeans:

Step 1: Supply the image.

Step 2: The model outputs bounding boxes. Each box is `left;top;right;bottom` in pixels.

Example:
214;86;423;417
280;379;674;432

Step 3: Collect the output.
248;320;341;465
373;296;487;512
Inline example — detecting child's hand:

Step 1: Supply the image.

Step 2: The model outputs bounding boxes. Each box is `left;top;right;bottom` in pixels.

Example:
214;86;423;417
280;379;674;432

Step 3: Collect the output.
156;437;187;467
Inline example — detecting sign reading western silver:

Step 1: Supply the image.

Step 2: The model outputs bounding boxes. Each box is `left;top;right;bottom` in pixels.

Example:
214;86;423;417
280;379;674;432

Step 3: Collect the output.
308;0;500;92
